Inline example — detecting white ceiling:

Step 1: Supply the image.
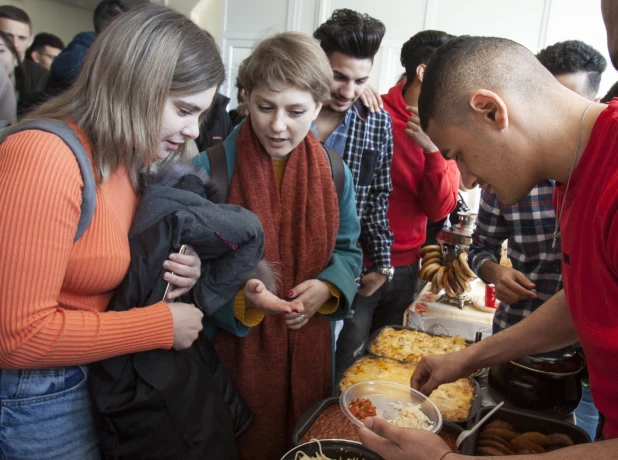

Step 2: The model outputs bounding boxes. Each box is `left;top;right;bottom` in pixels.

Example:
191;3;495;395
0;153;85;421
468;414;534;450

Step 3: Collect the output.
55;0;149;10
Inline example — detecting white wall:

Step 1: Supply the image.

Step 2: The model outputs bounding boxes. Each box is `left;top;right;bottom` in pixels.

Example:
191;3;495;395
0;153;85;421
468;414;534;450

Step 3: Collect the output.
1;0;92;44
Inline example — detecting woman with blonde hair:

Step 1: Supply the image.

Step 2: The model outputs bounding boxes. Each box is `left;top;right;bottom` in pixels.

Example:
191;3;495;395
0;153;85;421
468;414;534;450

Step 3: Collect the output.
0;5;225;459
194;32;362;459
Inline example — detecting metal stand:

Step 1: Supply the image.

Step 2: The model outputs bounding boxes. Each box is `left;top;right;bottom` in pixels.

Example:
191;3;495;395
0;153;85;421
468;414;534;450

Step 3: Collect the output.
438;293;472;310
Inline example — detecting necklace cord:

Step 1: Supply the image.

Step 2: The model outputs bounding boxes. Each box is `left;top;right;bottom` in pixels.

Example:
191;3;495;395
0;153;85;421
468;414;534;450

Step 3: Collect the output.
552;100;596;248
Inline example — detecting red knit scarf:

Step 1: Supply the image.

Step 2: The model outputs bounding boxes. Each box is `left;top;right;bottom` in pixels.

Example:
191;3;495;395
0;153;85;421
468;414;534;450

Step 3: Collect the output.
228;116;339;294
214;117;340;459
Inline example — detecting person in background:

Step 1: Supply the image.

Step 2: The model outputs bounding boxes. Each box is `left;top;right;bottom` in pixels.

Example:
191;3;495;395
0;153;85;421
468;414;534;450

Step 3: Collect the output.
0;66;15;125
337;30;459;378
309;9;394;381
0;4;231;458
195;93;233;150
360;34;618;459
0;5;48;115
193;32;362;459
26;32;64;71
229;78;249;127
47;0;130;95
468;39;606;439
0;30;17;124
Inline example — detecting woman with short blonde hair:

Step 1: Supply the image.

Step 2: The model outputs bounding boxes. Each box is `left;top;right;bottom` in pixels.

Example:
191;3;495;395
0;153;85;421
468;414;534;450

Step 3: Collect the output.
194;32;362;459
0;5;224;458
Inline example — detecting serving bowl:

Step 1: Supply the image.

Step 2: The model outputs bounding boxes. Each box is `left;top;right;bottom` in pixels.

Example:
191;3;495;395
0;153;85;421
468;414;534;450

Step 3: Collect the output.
339;381;442;433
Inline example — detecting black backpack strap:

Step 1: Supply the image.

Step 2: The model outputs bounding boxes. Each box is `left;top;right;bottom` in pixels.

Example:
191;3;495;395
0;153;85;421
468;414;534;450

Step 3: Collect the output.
206;142;229;204
325;148;345;202
0;119;95;242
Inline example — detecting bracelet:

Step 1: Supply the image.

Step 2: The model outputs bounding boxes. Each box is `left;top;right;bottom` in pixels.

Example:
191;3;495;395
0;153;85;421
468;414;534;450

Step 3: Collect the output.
439;452;454;460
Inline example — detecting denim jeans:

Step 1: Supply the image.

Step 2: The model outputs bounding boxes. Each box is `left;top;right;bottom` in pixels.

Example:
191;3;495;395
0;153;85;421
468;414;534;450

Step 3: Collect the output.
0;366;100;460
575;384;600;440
335;263;419;384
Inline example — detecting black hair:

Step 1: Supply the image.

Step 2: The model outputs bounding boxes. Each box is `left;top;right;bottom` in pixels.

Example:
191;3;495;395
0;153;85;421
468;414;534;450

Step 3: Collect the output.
400;30;453;83
601;80;618;103
0;30;19;63
0;5;31;29
26;32;64;60
537;40;607;97
93;0;130;34
418;36;550;132
313;9;385;61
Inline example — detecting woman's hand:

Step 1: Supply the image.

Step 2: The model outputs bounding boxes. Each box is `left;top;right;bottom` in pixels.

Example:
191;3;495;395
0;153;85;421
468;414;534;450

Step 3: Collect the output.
245;279;304;315
163;245;201;300
285;279;331;330
167;302;204;350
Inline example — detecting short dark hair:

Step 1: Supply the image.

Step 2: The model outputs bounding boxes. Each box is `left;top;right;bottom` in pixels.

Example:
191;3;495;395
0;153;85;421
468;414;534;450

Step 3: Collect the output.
26;32;64;59
400;30;453;83
0;5;31;29
313;9;385;61
601;80;618;103
537;40;607;98
93;0;130;34
419;36;552;132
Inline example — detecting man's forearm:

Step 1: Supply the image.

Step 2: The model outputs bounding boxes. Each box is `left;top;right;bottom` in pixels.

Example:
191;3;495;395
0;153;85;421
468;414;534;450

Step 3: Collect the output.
452;438;618;460
479;260;500;284
463;290;578;370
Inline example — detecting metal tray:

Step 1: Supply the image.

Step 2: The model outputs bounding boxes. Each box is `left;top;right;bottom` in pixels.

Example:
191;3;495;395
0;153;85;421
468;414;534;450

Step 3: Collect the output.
293;397;343;446
461;405;591;456
338;354;482;426
366;324;485;380
293;398;475;453
365;325;474;362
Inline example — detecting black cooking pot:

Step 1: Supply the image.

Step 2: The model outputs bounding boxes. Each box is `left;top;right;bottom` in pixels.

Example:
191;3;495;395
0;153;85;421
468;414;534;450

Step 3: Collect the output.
488;345;586;418
281;440;382;460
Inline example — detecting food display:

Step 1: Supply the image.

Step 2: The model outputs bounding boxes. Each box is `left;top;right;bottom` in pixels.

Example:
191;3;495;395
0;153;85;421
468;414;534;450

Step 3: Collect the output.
476;420;576;456
347;397;377;422
419;246;477;297
339;357;475;421
388;401;436;430
300;405;360;443
369;327;468;363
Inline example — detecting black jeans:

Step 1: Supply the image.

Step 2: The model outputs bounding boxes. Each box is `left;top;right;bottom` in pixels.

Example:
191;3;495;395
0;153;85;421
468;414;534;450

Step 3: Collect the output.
335;263;419;384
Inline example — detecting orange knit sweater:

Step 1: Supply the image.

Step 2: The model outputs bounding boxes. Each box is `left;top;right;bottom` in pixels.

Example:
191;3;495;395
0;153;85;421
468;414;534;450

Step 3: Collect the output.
0;126;174;369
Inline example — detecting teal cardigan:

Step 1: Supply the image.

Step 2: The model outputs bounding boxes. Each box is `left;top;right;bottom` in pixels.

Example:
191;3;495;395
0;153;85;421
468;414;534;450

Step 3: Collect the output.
193;125;362;339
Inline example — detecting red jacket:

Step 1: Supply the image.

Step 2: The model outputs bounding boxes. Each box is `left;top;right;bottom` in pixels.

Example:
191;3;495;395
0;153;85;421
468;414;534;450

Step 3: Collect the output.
382;81;460;267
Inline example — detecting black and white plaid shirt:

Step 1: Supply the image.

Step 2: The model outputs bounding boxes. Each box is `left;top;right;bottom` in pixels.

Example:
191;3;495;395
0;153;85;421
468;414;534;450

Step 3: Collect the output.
314;100;394;268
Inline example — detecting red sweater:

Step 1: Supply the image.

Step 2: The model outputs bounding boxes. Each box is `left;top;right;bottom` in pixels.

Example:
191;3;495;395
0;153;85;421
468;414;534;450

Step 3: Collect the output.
382;81;460;267
556;100;618;439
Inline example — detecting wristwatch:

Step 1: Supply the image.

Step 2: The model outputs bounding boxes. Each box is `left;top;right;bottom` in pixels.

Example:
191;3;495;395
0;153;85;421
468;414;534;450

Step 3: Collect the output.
374;265;394;282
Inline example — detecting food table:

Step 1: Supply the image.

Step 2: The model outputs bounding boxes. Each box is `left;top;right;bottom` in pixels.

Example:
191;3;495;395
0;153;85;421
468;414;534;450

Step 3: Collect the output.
404;279;495;341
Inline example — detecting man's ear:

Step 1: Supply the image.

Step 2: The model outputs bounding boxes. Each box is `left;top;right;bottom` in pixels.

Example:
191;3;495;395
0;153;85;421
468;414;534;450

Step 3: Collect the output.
416;64;426;83
30;50;41;65
469;89;508;130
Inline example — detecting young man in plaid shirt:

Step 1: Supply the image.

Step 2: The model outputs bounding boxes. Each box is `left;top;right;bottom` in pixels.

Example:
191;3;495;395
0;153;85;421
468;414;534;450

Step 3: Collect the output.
311;9;394;380
468;40;606;439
